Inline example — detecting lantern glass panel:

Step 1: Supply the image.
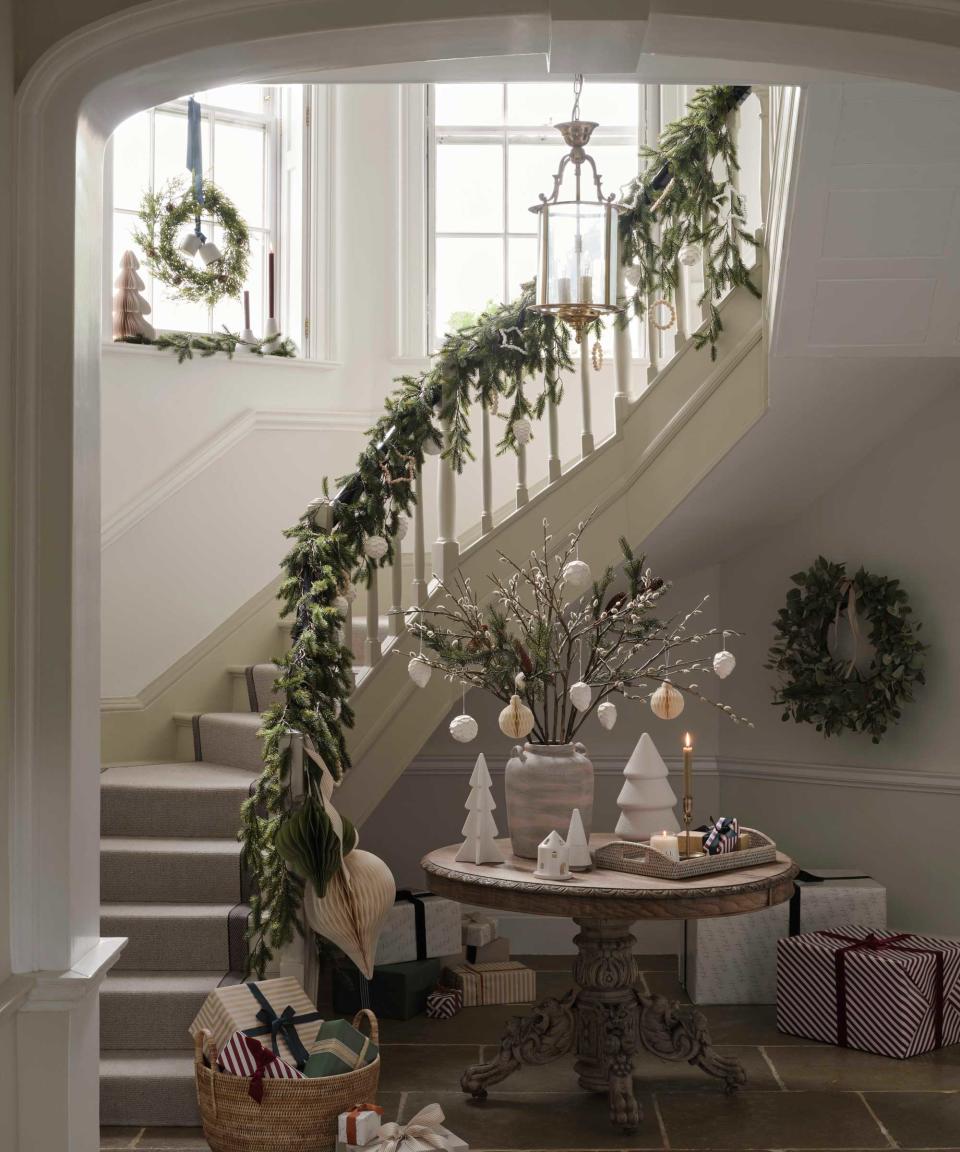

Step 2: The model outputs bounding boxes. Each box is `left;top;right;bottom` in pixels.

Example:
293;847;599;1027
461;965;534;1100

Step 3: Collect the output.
537;201;618;311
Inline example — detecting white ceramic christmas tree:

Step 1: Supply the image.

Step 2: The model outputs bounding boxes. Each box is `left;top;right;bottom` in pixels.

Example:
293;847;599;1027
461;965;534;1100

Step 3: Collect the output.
455;754;505;865
615;732;679;841
566;807;592;871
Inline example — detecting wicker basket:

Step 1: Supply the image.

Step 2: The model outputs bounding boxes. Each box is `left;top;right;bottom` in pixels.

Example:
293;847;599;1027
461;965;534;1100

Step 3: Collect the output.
593;827;777;880
195;1009;380;1152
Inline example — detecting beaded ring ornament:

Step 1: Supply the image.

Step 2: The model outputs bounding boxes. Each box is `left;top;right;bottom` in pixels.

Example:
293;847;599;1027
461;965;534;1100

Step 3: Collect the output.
591;341;604;371
650;298;677;332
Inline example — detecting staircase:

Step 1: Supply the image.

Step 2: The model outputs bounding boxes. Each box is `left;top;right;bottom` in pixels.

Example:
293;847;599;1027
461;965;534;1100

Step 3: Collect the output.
99;86;780;1130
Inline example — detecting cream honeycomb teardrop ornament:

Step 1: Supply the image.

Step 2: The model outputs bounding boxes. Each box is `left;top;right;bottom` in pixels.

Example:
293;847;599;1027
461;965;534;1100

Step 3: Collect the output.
408;656;432;688
499;694;535;740
597;701;618;730
650;680;684;720
450;714;479;743
713;649;736;679
304;849;395;979
569;681;592;712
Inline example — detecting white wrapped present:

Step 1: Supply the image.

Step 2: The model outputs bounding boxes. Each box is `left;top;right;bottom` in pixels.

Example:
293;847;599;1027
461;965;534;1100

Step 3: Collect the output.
373;890;461;966
337;1105;385;1148
366;1103;467;1152
684;869;886;1004
461;912;498;949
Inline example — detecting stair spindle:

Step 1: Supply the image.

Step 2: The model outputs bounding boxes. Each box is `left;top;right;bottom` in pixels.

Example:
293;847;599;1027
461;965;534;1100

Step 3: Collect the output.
547;380;561;483
344;602;355;680
432;388;459;582
579;350;594;457
644;83;662;384
613;269;631;426
480;402;493;535
412;465;426;607
389;534;403;637
365;564;382;665
675;257;688;345
516;442;529;509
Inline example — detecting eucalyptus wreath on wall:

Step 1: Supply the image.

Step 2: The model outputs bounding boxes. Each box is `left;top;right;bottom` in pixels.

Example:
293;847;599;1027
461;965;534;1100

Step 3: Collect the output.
242;84;761;977
766;556;926;744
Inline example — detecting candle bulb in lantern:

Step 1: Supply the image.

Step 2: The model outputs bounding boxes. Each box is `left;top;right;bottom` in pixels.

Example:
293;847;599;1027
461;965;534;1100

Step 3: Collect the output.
268;250;275;321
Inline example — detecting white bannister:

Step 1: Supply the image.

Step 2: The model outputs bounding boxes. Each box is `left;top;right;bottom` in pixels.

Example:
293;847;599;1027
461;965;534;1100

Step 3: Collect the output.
389;533;403;637
433;391;459;581
365;565;382;665
547;387;561;483
412;466;426;607
516;442;529;508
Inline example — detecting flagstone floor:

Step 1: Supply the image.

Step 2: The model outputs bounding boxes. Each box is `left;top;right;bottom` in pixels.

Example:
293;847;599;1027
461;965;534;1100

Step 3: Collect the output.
101;955;960;1151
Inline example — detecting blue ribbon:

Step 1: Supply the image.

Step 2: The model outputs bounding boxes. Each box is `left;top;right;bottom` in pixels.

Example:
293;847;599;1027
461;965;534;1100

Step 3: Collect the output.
186;97;205;239
241;983;323;1071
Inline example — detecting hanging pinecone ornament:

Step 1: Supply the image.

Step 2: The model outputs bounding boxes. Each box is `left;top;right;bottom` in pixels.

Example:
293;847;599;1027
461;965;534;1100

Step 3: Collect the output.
513;418;532;446
650;680;684;720
597;701;618;730
561;559;592;596
569;682;592;712
363;535;389;561
408;656;432;688
450;714;479;743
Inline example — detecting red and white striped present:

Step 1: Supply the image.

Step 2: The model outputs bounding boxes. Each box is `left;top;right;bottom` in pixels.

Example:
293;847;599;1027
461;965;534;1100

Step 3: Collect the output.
217;1030;305;1101
777;926;960;1059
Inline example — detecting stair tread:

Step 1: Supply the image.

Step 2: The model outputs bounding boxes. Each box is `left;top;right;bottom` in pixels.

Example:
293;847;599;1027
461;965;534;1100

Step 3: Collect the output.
103;970;226;994
101;761;257;789
101;836;241;854
102;902;238;917
101;1050;195;1072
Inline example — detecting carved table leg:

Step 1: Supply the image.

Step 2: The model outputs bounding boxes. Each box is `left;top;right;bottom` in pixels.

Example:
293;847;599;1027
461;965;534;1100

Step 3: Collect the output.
572;919;642;1129
461;991;576;1098
638;993;747;1094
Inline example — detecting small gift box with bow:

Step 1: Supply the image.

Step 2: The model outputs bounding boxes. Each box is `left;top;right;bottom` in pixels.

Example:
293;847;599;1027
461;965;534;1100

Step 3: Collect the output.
374;891;462;966
426;985;463;1019
304;1017;380;1078
702;816;739;855
461;912;498;949
217;1031;305;1101
366;1103;467;1152
190;977;324;1070
443;960;535;1007
777;925;960;1058
337;1103;385;1148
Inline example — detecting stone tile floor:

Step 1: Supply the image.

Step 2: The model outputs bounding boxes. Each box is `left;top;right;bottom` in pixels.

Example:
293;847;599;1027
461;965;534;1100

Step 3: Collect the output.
101;955;960;1151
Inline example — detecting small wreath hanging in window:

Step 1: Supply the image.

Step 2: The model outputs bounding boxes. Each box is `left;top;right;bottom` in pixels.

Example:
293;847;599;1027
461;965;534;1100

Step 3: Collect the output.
766;556;926;743
133;176;249;310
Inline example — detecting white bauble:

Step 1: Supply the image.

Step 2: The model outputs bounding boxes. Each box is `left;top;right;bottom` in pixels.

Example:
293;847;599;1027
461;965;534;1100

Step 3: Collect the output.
597;701;618;730
408;656;432;688
561;559;593;596
499;693;535;739
450;714;479;743
569;681;592;712
624;264;643;288
333;595;349;615
394;514;410;541
678;242;701;267
513;418;532;445
650;680;684;720
363;534;389;561
713;649;736;679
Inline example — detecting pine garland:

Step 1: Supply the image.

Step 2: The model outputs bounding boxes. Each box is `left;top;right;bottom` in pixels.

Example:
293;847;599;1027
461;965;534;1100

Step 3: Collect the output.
130;328;297;362
241;84;760;975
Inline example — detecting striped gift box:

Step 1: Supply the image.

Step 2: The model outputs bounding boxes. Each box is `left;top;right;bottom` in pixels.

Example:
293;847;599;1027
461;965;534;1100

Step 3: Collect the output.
217;1031;304;1101
443;961;536;1007
777;925;960;1059
426;986;463;1019
304;1017;379;1078
190;978;324;1069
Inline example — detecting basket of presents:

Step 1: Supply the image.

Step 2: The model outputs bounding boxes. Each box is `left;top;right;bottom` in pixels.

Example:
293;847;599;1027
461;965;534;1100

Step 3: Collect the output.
191;976;380;1152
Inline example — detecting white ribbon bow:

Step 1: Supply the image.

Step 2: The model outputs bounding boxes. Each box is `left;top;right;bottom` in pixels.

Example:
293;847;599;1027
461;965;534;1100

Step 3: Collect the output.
369;1104;448;1152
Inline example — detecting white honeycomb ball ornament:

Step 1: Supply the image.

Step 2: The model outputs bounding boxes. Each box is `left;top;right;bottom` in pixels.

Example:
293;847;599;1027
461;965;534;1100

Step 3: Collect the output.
561;559;593;597
597;701;618;730
713;649;737;680
407;656;432;688
450;714;479;743
650;680;685;721
678;242;702;267
569;681;592;712
363;534;389;561
513;418;533;446
499;694;535;740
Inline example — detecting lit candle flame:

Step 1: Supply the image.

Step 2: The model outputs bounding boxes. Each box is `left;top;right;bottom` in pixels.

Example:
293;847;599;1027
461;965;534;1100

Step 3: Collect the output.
684;732;692;749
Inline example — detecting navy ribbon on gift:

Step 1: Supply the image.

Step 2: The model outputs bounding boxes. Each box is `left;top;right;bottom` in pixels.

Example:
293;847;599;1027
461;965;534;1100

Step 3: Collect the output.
788;871;871;937
395;889;431;961
819;930;944;1051
241;983;324;1070
185;97;206;240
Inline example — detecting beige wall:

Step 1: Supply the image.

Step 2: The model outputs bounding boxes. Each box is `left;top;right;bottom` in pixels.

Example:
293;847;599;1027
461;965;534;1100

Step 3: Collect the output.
716;385;960;935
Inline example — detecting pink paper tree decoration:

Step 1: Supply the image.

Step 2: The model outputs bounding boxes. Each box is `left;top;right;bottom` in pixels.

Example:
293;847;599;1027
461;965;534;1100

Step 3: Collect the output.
112;250;155;342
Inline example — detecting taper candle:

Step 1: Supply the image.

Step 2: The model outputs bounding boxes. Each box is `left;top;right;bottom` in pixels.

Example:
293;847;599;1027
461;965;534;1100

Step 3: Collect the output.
682;732;693;801
268;250;275;320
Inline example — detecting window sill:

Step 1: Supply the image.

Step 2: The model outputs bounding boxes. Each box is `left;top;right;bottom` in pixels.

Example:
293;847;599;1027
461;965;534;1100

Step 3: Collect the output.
101;341;341;372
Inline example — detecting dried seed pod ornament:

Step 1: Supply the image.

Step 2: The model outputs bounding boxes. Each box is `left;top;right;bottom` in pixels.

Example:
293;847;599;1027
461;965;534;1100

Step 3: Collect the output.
713;634;736;680
513;418;533;446
650;680;685;720
569;681;592;712
597;701;618;730
408;656;431;688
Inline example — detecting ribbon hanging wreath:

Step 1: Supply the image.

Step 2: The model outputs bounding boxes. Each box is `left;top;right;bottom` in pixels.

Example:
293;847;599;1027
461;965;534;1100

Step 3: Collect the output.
766;556;926;743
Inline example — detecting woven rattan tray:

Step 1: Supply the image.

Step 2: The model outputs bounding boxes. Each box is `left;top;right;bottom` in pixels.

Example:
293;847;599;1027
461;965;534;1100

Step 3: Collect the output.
592;827;777;880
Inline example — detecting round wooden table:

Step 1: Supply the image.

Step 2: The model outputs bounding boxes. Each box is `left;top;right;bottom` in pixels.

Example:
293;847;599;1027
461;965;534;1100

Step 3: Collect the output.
422;835;797;1131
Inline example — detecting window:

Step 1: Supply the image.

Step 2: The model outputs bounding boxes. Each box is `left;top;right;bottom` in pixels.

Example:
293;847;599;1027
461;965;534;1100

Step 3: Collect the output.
428;82;642;348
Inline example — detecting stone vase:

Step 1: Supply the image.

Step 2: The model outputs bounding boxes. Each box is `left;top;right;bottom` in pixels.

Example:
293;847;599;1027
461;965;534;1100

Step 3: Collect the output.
505;742;594;859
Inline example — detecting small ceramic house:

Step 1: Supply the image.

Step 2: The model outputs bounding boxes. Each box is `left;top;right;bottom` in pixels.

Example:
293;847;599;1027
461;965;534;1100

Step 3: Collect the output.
536;830;569;879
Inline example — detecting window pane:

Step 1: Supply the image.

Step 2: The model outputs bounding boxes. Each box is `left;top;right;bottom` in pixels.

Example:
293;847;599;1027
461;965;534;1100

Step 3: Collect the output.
572;83;639;128
194;85;266;115
435;144;503;233
507;236;537;299
214;121;265;227
212;233;264;335
434;84;502;126
590;143;640;201
435;237;503;339
112;111;151;210
153;285;210;333
155;109;210;191
507;143;564;233
507;82;638;127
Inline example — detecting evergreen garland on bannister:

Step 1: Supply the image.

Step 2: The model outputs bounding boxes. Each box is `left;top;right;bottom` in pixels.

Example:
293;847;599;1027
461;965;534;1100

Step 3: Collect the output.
241;84;760;976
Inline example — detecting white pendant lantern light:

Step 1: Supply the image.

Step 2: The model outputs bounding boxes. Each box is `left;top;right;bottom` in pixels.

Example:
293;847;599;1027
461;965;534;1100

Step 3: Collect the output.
408;656;431;688
363;534;389;561
528;75;622;346
650;680;684;720
561;558;592;596
569;681;592;712
450;714;479;743
597;701;617;730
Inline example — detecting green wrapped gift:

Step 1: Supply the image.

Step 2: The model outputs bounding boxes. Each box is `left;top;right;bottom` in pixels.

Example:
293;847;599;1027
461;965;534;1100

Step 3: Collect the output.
332;958;442;1020
303;1018;379;1078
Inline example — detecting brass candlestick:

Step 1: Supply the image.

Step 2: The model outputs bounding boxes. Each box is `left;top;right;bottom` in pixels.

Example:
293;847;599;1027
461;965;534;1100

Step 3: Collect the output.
682;793;694;858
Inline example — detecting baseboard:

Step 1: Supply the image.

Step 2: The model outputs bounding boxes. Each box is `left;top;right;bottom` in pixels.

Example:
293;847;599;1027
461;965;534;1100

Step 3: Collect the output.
467;907;682;957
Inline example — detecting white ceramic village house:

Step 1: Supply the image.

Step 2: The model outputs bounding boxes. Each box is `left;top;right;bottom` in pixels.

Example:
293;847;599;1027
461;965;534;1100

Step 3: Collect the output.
536;831;570;879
